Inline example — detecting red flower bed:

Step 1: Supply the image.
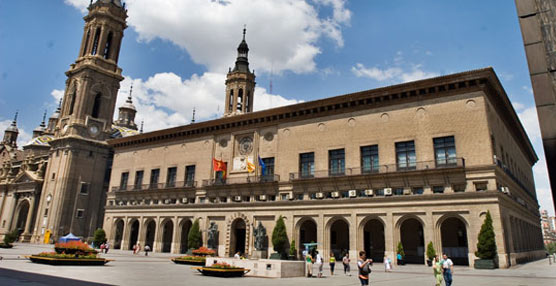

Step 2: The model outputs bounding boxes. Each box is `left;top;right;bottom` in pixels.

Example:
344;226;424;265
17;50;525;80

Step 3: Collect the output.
192;246;216;256
54;241;97;255
209;262;241;269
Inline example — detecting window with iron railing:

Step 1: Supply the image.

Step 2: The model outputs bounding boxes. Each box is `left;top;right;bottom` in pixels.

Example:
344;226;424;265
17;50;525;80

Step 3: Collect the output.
166;167;177;187
396;141;416;170
299;152;315;178
434;136;457;166
185;165;195;187
120;172;129;190
134;170;144;190
149;169;160;189
329;149;345;176
361;145;379;173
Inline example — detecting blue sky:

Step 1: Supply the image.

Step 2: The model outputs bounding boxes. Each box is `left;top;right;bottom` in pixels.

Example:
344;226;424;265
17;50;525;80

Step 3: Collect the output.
0;0;553;215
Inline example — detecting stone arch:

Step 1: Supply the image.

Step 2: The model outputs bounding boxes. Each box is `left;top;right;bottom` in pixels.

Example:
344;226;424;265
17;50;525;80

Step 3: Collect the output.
13;199;31;235
160;218;174;253
113;218;124;249
396;215;426;264
325;216;350;260
437;214;469;265
296;217;318;257
128;219;140;250
179;218;193;254
358;216;386;262
144;219;156;250
226;213;251;257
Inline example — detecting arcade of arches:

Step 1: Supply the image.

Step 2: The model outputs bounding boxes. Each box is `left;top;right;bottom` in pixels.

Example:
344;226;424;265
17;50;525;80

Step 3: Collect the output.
105;210;544;268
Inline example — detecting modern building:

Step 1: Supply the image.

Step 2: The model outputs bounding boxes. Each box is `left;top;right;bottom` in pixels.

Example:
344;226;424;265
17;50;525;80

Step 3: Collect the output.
541;209;556;244
103;30;544;267
515;0;556;209
0;0;139;244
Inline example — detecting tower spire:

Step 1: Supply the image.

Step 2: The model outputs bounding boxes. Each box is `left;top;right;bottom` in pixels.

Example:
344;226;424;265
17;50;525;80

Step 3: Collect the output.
13;111;18;124
41;110;47;127
127;83;133;103
243;24;246;41
140;120;144;133
191;107;196;123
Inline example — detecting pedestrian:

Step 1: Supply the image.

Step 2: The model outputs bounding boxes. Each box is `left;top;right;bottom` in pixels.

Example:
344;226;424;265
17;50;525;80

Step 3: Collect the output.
343;253;351;276
397;252;403;265
234;251;241;259
305;251;313;277
357;251;372;286
384;255;392;272
144;245;151;256
315;251;323;278
329;252;336;276
105;242;110;254
100;243;105;253
132;244;137;254
432;255;443;286
135;243;141;255
442;253;454;286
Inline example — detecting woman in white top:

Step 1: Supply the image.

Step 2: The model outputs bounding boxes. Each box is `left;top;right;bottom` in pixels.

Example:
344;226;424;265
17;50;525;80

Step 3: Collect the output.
384;255;392;272
315;251;324;278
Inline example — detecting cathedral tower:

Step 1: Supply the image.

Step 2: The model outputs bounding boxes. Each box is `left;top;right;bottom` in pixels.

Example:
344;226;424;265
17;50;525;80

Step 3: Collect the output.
114;85;138;130
224;28;256;117
33;0;127;242
2;112;19;147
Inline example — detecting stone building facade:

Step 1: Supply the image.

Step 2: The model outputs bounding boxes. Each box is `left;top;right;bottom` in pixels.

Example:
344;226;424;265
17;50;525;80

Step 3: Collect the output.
0;0;139;244
515;0;556;208
104;32;545;267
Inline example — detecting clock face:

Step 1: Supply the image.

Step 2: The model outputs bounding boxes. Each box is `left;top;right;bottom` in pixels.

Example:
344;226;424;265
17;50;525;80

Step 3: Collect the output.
89;125;99;136
238;136;253;155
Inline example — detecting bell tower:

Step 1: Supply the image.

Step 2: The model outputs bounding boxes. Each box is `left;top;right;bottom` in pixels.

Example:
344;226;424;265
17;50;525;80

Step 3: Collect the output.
32;0;127;242
224;28;256;117
2;112;19;147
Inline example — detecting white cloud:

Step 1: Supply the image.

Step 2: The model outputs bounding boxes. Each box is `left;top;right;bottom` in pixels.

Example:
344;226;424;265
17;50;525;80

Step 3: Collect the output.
0;119;32;149
63;0;351;74
512;101;525;112
352;63;438;83
517;106;541;144
113;72;301;133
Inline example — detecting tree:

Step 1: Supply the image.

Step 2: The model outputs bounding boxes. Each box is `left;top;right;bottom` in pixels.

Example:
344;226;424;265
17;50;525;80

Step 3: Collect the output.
426;241;436;260
272;216;288;258
3;229;19;246
475;211;497;259
93;228;107;247
397;241;405;257
546;242;556;255
289;239;297;257
188;218;202;250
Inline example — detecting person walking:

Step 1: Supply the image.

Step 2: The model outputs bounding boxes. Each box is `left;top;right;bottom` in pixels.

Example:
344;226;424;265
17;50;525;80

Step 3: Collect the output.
432;255;443;286
315;251;323;278
384;255;392;272
100;243;105;253
144;245;151;256
329;252;336;276
357;251;372;286
135;243;141;255
105;242;110;254
442;253;454;286
397;252;403;265
305;251;314;277
342;253;351;276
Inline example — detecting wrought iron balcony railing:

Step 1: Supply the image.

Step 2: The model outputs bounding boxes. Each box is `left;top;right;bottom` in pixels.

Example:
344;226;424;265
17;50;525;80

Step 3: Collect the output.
202;174;280;187
111;180;197;192
289;158;465;180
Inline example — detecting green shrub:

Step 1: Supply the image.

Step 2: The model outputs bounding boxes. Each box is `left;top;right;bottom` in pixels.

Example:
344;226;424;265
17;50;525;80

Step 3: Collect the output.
93;228;106;247
289;239;297;256
272;216;288;258
397;241;405;258
475;211;497;259
426;241;436;260
3;229;19;245
188;218;202;250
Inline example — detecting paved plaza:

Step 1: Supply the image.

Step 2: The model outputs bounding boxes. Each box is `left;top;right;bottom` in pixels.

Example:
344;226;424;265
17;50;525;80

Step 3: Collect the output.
0;243;555;286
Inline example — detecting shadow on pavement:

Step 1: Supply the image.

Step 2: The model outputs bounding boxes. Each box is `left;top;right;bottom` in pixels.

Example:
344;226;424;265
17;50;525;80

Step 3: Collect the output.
0;267;114;286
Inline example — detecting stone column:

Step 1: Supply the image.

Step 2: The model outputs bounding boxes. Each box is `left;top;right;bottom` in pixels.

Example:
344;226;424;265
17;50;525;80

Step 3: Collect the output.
349;213;357;260
385;212;395;265
153;216;161;253
23;197;36;236
137;217;146;247
121;216;129;250
171;216;179;254
317;214;324;256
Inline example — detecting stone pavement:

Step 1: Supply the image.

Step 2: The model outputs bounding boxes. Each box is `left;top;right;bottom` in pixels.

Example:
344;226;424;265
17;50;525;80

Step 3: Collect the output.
1;243;555;286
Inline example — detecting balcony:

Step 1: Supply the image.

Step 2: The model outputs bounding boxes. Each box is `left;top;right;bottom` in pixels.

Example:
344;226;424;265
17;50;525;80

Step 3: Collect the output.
289;158;465;180
202;174;280;187
111;181;197;192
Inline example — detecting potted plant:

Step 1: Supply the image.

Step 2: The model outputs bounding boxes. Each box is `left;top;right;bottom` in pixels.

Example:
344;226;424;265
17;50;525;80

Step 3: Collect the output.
426;241;436;266
0;229;18;248
474;211;497;269
396;241;405;265
188;218;202;250
194;262;250;277
28;241;111;265
271;216;288;259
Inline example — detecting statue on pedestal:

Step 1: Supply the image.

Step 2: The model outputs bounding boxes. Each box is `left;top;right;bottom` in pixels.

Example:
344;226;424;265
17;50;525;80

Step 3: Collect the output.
207;222;218;250
253;221;267;251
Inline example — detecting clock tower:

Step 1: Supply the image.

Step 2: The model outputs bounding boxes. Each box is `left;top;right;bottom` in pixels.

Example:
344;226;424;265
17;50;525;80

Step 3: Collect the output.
32;0;127;242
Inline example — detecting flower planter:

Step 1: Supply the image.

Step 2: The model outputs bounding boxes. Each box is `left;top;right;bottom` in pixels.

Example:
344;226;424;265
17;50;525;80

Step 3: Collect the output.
171;257;205;266
0;243;13;249
474;259;496;269
193;266;250;277
28;255;111;266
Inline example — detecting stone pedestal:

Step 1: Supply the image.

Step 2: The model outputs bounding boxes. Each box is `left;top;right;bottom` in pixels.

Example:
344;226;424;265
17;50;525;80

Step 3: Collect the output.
252;250;268;259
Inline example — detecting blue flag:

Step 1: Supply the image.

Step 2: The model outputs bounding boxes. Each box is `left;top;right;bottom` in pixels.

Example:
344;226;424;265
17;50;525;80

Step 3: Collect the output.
258;156;266;175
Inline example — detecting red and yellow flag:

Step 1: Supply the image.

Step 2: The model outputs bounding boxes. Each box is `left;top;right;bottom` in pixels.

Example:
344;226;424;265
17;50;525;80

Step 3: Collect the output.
213;158;227;179
247;158;256;173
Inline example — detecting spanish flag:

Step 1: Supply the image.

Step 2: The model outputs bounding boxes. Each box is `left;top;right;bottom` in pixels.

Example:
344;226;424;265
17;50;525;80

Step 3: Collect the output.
213;158;227;179
247;158;256;173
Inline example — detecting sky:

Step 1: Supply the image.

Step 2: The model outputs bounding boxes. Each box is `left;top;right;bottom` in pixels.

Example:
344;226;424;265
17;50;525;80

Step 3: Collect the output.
0;0;553;215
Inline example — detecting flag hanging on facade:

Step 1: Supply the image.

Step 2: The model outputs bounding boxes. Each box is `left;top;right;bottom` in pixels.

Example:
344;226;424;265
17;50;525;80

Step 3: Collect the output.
258;156;266;175
247;158;256;173
213;158;227;179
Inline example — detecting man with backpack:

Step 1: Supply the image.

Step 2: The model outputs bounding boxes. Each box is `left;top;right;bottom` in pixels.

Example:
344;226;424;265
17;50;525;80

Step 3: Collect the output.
357;251;372;286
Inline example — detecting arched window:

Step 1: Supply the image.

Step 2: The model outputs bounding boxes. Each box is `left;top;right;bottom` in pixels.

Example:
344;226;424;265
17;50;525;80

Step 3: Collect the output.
245;91;250;111
91;27;101;55
69;91;76;115
82;29;90;56
103;32;113;59
92;93;102;118
228;89;234;112
237;89;243;111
